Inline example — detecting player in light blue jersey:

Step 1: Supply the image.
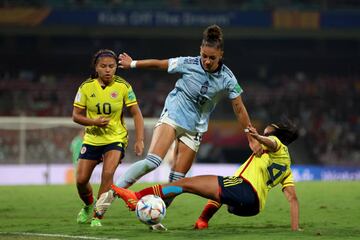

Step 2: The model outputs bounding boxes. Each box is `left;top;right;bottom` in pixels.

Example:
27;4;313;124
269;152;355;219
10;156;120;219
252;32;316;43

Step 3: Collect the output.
98;25;262;230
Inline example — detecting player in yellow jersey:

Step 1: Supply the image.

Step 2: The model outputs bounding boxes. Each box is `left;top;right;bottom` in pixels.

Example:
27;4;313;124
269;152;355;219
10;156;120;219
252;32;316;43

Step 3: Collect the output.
73;49;144;227
111;119;301;231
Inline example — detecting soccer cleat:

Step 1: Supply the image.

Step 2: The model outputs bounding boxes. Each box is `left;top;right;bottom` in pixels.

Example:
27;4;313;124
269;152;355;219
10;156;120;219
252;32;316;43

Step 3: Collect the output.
77;204;93;224
90;218;102;227
194;218;209;230
111;184;138;211
150;223;168;231
94;190;115;217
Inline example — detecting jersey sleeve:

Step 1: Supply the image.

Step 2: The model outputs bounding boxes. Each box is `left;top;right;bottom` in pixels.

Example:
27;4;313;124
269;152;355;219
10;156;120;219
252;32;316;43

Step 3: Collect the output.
73;87;86;109
281;170;295;189
168;56;186;74
263;136;283;152
225;71;243;99
124;85;138;107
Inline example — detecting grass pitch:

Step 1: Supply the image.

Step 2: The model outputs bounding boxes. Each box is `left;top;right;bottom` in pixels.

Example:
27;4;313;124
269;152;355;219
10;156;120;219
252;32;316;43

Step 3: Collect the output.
0;181;359;240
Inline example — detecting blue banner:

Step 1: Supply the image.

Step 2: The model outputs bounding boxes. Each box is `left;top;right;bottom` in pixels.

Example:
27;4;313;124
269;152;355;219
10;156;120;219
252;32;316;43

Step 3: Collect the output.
292;165;360;181
321;10;360;28
40;9;360;28
43;10;272;27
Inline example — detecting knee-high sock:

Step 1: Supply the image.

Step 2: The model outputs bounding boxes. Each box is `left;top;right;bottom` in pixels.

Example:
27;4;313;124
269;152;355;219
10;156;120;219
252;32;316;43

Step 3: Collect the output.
135;184;183;200
163;170;185;206
198;200;222;222
115;154;162;188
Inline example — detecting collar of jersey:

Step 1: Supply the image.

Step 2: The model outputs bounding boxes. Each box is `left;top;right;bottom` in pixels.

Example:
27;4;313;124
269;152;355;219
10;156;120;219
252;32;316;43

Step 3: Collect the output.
199;57;223;76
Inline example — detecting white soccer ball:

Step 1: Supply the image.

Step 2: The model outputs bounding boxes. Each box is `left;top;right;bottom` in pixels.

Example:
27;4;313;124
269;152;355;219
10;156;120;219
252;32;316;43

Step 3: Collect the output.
135;195;166;225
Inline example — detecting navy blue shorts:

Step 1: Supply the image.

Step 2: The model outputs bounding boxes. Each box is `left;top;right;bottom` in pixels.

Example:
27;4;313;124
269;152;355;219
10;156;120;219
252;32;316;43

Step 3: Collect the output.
218;176;260;217
79;142;125;162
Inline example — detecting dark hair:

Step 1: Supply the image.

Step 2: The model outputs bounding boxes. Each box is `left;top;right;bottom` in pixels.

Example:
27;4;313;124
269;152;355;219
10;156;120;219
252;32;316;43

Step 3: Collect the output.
269;119;299;146
91;49;117;78
92;49;117;67
201;24;224;50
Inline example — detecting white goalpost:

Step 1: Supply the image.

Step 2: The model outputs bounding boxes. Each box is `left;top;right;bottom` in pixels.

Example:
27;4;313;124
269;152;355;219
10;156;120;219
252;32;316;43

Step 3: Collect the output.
0;116;158;164
0;116;238;185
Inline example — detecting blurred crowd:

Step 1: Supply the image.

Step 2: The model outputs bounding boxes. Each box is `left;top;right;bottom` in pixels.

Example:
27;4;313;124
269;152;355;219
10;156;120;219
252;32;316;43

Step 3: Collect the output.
0;71;358;166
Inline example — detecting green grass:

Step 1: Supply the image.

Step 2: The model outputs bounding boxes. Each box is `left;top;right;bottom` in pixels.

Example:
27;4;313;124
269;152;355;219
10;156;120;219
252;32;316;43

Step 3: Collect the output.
0;182;359;240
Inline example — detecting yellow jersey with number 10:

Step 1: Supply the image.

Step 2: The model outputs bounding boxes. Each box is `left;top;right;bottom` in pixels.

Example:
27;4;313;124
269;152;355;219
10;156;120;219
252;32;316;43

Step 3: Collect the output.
234;136;295;211
73;76;138;146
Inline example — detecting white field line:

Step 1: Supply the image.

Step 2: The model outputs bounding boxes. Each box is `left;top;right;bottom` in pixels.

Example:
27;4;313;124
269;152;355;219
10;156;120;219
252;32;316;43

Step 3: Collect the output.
0;232;125;240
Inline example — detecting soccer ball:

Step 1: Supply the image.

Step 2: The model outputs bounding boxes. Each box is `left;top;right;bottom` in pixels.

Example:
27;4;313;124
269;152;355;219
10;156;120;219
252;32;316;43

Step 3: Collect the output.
135;195;166;225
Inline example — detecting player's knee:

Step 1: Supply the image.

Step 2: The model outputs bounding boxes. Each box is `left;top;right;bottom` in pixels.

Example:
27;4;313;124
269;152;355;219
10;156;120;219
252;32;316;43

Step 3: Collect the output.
76;174;89;186
101;169;115;181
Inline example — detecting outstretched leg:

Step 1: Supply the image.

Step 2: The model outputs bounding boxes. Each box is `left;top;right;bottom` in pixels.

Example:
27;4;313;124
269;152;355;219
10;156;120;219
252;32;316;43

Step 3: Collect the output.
112;175;221;211
115;124;175;188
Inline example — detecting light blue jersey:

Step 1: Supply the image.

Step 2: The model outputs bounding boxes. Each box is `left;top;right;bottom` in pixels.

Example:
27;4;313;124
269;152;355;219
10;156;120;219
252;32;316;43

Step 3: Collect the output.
162;56;243;133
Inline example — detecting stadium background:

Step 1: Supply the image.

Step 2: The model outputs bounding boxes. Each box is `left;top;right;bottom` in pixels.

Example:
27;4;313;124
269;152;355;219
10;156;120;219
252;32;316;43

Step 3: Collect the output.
0;0;359;184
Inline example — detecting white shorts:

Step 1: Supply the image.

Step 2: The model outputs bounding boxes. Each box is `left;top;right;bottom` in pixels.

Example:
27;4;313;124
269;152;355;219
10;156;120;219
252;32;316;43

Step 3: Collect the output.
156;113;203;152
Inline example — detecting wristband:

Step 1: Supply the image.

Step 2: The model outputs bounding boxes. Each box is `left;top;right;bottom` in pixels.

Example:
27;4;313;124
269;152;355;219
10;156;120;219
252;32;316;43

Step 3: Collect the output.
130;60;137;68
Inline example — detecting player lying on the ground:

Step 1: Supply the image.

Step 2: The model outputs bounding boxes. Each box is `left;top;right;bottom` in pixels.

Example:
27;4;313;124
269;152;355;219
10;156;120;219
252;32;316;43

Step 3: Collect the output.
112;120;301;231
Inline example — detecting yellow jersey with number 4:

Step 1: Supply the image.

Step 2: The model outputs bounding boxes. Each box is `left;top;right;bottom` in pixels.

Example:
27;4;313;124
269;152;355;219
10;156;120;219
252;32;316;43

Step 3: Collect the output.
73;76;138;146
234;136;294;211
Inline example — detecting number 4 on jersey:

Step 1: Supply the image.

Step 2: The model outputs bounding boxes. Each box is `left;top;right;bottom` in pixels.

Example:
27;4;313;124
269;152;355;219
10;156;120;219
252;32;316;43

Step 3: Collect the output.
266;163;286;186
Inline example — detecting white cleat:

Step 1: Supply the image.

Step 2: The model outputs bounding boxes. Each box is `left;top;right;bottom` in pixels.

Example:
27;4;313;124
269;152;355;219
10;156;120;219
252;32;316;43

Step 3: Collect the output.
94;190;115;217
150;223;168;231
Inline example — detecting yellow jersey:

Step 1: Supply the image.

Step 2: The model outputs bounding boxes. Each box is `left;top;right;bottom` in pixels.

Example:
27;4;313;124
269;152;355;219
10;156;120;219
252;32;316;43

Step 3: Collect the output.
73;75;138;146
234;136;294;211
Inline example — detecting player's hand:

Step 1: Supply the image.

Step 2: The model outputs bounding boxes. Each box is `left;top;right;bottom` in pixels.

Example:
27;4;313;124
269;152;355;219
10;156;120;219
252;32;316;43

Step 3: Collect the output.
246;126;263;156
94;116;110;127
134;140;144;156
118;52;133;69
247;126;260;138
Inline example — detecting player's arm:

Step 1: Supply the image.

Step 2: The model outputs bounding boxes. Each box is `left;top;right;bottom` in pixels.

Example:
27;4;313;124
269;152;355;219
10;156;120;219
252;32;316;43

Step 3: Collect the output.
247;126;278;152
128;104;145;156
72;106;109;127
231;96;263;156
118;52;168;71
283;186;300;231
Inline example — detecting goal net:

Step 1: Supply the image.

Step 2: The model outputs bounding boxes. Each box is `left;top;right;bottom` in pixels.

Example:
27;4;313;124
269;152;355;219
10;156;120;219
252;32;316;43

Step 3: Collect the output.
0;117;158;165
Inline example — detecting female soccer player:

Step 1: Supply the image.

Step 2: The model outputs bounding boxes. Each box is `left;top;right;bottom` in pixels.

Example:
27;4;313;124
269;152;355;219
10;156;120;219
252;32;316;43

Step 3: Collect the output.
72;49;144;227
99;24;262;230
112;120;301;231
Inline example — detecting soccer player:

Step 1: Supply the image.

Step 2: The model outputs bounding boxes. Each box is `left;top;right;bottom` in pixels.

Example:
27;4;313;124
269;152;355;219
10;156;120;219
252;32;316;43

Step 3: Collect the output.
99;24;262;230
70;129;84;168
112;120;301;231
72;49;144;227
